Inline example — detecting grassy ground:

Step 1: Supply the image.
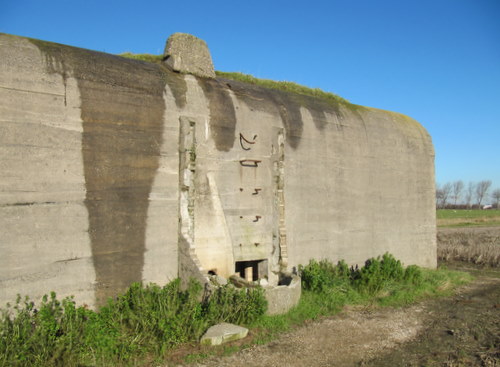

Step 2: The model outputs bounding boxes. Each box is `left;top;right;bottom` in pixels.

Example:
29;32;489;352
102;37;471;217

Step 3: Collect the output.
169;257;472;365
437;209;500;227
0;256;472;367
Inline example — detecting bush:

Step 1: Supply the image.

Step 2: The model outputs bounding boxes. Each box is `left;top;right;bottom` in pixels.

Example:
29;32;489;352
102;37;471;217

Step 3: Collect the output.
299;259;350;292
203;285;267;326
352;253;405;293
0;279;267;366
300;253;423;296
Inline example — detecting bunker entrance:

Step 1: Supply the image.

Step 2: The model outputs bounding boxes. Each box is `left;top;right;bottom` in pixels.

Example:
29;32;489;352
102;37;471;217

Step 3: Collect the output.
235;259;267;282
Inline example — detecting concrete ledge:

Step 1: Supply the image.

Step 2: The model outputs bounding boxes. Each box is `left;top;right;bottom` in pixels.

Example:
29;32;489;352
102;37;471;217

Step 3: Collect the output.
264;273;301;315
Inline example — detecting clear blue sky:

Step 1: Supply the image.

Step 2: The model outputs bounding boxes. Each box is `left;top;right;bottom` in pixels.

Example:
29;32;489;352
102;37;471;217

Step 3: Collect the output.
2;0;499;194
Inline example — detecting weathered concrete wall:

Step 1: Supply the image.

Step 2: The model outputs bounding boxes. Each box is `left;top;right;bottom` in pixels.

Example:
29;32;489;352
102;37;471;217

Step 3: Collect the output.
0;33;436;308
0;34;182;306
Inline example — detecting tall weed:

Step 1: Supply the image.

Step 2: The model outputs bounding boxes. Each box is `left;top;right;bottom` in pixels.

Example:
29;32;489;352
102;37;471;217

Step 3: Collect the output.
1;253;471;367
300;253;423;296
0;279;267;367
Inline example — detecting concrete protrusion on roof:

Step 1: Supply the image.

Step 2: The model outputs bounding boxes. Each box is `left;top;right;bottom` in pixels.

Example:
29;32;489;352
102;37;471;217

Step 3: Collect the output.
163;33;216;78
200;322;249;346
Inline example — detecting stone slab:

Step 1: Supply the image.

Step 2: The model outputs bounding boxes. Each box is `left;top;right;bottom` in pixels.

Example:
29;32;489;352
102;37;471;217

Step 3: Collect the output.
200;322;249;346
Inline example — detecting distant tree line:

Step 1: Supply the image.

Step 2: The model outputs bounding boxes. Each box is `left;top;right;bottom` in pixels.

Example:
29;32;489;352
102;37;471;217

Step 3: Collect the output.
436;180;500;209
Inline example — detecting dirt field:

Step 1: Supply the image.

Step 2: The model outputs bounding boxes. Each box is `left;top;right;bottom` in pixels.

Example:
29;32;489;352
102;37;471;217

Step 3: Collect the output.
173;228;500;367
184;270;499;367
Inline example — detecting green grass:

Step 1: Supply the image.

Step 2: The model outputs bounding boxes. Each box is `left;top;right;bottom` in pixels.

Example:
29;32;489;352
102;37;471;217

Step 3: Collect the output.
1;254;472;367
437;209;500;227
0;280;267;367
119;52;164;64
437;209;500;220
228;255;472;356
215;71;355;107
118;53;358;110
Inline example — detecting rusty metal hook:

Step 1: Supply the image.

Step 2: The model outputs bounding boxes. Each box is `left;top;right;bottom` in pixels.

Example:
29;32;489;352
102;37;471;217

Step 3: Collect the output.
239;133;257;151
240;159;261;167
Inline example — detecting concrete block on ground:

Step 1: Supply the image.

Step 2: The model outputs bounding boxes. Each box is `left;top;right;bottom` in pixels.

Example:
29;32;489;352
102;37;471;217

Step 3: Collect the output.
200;322;249;346
264;274;302;315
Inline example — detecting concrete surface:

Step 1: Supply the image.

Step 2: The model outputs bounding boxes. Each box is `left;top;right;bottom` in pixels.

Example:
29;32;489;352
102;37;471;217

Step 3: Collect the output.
264;274;302;315
0;33;436;309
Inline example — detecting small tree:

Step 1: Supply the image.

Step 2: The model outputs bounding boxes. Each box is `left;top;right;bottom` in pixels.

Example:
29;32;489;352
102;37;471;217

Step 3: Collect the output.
475;180;492;208
465;182;475;209
436;184;443;208
436;182;452;209
492;188;500;209
451;180;464;207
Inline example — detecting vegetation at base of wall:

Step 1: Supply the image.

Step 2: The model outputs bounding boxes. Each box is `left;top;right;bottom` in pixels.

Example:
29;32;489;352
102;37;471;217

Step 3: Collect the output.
437;209;500;228
0;279;267;367
246;255;471;348
299;253;469;307
0;254;472;367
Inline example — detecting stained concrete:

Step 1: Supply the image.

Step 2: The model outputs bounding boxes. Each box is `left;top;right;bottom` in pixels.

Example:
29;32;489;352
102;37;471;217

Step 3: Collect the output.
0;33;436;309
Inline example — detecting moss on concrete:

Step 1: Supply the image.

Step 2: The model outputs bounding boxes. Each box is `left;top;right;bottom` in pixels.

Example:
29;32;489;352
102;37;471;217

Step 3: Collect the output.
119;52;164;64
118;53;364;112
216;71;356;108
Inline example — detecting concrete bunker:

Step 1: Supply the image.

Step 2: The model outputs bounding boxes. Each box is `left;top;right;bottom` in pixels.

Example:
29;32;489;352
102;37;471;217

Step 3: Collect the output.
0;32;436;312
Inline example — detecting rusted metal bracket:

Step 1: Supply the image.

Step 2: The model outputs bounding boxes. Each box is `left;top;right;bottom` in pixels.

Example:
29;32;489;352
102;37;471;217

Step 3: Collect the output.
240;159;261;167
252;188;262;195
253;215;261;222
239;133;257;150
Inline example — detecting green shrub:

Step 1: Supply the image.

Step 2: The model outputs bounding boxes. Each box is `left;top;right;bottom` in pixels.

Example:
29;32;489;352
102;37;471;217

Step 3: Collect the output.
300;253;424;296
299;259;350;292
403;265;423;285
0;279;267;366
352;253;405;294
203;285;267;326
0;253;469;367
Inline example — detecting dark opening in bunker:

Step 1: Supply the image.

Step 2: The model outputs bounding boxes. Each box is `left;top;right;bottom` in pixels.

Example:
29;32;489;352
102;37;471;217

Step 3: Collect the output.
235;259;267;281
